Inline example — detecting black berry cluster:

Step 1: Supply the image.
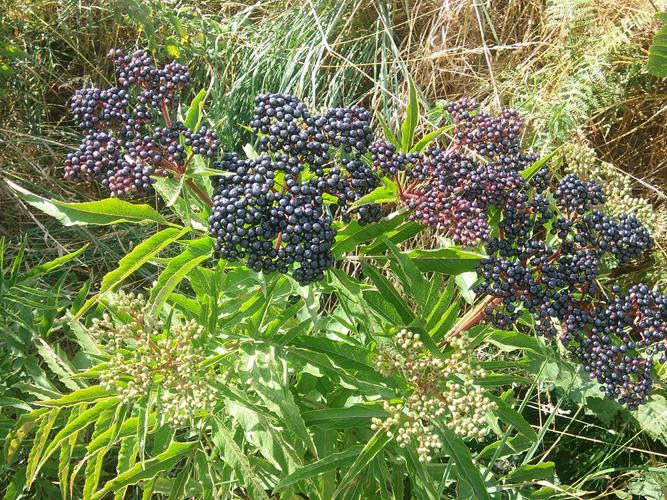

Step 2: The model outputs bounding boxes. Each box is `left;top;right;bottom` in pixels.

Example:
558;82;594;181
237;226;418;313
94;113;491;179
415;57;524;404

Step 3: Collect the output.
403;149;528;245
209;93;386;284
322;106;375;153
475;173;656;407
64;49;217;196
562;284;667;408
393;99;545;245
446;97;524;157
69;87;129;131
110;49;192;108
369;140;421;177
209;152;336;285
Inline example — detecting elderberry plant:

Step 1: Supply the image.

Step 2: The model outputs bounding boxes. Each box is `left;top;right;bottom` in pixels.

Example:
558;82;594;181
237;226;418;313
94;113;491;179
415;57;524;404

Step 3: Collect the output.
10;45;667;499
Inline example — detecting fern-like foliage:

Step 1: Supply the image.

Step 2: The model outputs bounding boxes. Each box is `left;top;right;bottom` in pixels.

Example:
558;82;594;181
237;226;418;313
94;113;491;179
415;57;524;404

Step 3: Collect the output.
499;0;656;147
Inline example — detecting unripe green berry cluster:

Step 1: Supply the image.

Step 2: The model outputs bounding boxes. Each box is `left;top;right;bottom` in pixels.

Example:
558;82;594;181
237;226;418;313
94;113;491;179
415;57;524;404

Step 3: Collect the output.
91;291;216;427
372;330;495;462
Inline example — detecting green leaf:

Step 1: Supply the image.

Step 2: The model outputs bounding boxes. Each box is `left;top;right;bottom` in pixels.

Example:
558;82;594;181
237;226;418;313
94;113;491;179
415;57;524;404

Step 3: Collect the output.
114;436;139;500
478;434;532;460
332;429;391;499
488;394;537;441
184;88;208;130
36;398;120;481
101;227;189;291
350;185;397;209
77;227;189;318
428;302;460;343
58;405;84;500
26;408;60;486
274;445;363;492
211;419;270;500
20;244;89;281
506;462;555;483
410;126;452;153
648;13;667;77
241;346;317;456
384;239;426;304
303;406;387;430
148;238;213;316
2;467;26;500
400;78;419;152
376;112;398;147
3;408;50;464
87;413;156;456
455;270;477;305
636;394;667;446
334;211;408;257
521;150;555;181
408;248;482;274
438;426;490;500
361;264;414;324
7;180;171;226
488;330;541;353
38;386;111;407
91;441;196;500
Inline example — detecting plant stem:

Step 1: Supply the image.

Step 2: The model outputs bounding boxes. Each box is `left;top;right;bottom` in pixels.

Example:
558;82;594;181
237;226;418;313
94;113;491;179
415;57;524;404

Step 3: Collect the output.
160;100;172;127
186;179;212;207
443;295;502;343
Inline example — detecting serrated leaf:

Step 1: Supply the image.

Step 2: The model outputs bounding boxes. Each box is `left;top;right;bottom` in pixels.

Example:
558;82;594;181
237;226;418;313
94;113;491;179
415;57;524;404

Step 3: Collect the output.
35;398;119;482
362;264;414;324
114;436;139;500
91;441;196;500
384;238;426;304
26;408;60;486
3;408;49;464
241;346;317;456
438;426;490;500
58;405;84;500
274;445;363;491
333;211;408;257
332;429;391;499
7;180;170;226
38;386;111;407
77;227;189;318
488;395;537;441
20;244;89;281
303;406;388;429
211;419;270;500
407;248;482;275
148;238;213;316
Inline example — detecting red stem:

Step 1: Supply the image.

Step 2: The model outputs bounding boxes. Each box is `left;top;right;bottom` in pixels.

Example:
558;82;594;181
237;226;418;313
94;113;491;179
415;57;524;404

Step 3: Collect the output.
274;231;283;250
160;100;172;127
186;179;212;207
445;295;503;342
